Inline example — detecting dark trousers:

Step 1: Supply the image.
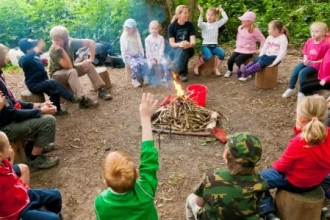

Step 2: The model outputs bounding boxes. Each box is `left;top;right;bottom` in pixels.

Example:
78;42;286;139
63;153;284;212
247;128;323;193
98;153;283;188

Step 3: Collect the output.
289;63;318;89
169;47;194;77
20;189;62;220
322;174;330;199
227;52;253;71
300;78;330;94
259;168;316;216
29;80;73;111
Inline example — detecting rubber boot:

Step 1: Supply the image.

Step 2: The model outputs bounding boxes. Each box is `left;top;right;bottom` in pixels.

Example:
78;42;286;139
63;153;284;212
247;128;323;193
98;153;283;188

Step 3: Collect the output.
242;62;261;78
214;57;222;76
193;55;205;75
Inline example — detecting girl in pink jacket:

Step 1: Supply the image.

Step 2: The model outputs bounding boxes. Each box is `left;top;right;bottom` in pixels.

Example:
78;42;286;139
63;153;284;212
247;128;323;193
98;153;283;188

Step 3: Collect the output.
224;11;265;78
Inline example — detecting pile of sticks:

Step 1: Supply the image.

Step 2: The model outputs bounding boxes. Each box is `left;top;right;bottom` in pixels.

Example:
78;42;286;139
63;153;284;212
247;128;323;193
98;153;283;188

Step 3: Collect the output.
151;96;219;135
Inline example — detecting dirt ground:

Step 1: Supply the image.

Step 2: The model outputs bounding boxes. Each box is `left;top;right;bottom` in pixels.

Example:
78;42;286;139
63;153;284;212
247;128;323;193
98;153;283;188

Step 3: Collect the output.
5;48;304;220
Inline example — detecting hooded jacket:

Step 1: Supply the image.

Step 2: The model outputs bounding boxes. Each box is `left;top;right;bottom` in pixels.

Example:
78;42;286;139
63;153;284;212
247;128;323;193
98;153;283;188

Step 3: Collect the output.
273;127;330;188
0;159;29;220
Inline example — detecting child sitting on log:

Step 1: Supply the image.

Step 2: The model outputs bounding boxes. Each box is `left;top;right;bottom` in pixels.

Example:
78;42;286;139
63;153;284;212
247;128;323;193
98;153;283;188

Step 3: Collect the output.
0;131;62;220
237;20;289;81
94;93;159;219
186;132;268;220
120;19;149;88
259;95;330;220
145;20;169;84
193;4;228;76
18;38;85;116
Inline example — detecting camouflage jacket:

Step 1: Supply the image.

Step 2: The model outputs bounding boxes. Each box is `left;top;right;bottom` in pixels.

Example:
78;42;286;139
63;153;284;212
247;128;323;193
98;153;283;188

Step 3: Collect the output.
194;167;268;220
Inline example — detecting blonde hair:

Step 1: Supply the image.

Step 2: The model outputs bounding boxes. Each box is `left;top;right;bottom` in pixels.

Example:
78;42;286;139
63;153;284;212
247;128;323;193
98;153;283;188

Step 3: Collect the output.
297;96;328;146
240;22;258;34
50;25;70;44
269;20;290;42
102;151;138;193
171;5;188;23
206;7;220;21
149;20;161;32
225;148;256;175
0;132;9;152
310;22;328;37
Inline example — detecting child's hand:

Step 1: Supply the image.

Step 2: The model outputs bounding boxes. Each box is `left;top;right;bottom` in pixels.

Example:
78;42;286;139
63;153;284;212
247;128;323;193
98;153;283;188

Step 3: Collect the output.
139;93;158;119
303;59;309;66
218;5;224;12
197;5;203;13
268;63;275;67
320;79;326;86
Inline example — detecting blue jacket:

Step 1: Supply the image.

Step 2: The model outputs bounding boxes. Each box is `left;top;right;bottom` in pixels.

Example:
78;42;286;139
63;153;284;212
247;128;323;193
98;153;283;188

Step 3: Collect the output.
0;70;41;128
18;51;48;92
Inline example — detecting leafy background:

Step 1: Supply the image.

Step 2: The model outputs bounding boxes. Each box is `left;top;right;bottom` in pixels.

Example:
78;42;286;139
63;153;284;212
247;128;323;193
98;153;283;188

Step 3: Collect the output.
1;0;330;53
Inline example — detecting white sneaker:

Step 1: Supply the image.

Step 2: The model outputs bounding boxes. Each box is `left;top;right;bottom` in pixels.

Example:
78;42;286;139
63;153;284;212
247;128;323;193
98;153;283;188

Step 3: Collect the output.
224;70;232;78
238;77;248;81
143;77;149;85
132;79;141;88
162;77;167;83
247;75;252;79
282;88;296;98
214;68;221;76
297;92;305;103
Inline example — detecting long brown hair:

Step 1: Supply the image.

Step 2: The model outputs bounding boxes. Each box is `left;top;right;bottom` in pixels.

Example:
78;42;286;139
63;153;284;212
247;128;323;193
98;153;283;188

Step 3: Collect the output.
269;20;290;42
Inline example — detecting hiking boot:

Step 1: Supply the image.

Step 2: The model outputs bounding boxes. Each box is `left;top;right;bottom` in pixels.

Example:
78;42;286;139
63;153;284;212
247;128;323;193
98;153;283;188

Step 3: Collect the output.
179;75;188;82
264;213;280;220
42;143;56;154
70;95;82;103
282;88;296;98
79;96;99;108
98;87;112;100
55;109;68;116
224;70;232;78
27;154;59;171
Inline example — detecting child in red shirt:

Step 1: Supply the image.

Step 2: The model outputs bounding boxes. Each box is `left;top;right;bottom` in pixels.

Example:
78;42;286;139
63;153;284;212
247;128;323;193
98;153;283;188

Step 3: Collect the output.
0;132;62;220
259;95;330;220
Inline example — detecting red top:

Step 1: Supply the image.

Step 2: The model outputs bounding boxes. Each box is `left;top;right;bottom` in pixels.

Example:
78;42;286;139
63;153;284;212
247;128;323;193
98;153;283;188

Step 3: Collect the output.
0;159;29;220
273;127;330;188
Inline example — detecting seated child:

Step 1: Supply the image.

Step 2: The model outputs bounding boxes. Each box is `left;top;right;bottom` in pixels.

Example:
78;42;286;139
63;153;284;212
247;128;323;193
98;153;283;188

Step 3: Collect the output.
259;95;330;220
120;19;149;88
194;4;228;76
18;38;83;116
237;20;289;81
0;131;62;220
145;20;169;84
186;132;268;220
94;93;159;219
8;147;30;185
282;22;329;98
225;11;265;78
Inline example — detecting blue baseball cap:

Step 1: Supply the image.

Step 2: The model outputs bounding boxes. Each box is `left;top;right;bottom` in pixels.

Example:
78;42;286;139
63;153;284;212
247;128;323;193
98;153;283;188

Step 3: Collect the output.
18;38;38;54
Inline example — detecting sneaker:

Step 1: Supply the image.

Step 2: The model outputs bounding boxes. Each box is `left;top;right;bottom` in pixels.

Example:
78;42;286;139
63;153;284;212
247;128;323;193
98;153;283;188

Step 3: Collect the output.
70;95;82;103
264;213;280;220
214;68;222;76
179;75;188;82
27;154;59;171
238;77;248;81
98;87;112;100
79;96;99;108
55;109;68;116
224;70;232;78
162;77;167;83
132;79;142;88
297;92;305;103
143;77;149;85
322;207;330;220
42;143;55;154
282;88;296;98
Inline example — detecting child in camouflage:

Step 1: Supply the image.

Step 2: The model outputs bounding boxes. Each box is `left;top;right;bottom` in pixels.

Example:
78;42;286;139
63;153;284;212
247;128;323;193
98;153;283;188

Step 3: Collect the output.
186;132;268;220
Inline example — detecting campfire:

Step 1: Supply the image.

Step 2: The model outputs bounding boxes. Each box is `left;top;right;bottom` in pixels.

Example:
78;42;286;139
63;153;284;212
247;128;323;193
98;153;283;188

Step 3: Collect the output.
151;74;222;136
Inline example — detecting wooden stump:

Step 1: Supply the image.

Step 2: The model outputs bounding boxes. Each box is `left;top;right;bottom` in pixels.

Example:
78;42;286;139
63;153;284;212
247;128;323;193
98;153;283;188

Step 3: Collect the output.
10;140;27;164
255;65;279;89
125;65;131;82
93;67;112;91
21;89;45;103
199;56;216;76
275;187;324;220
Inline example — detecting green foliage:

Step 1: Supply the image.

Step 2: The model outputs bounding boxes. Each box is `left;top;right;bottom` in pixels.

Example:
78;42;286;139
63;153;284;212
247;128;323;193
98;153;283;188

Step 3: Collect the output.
0;0;329;53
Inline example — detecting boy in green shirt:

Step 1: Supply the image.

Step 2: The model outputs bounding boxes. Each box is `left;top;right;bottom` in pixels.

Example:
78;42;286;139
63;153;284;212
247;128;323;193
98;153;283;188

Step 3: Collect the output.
94;93;159;220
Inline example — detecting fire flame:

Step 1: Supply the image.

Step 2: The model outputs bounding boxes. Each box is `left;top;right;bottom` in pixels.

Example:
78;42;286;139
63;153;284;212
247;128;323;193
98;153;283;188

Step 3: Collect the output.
171;72;185;97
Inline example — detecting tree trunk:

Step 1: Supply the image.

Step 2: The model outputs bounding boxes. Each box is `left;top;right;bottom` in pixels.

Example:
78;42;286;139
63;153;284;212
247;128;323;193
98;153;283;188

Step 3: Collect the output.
188;0;198;21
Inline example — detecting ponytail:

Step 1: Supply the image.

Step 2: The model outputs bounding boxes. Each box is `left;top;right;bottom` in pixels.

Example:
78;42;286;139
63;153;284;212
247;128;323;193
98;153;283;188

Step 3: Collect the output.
171;5;188;23
298;96;328;146
269;20;290;42
171;15;178;23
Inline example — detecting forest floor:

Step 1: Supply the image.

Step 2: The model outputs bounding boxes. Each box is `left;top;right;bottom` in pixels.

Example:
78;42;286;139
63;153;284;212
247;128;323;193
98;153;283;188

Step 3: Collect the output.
5;48;308;220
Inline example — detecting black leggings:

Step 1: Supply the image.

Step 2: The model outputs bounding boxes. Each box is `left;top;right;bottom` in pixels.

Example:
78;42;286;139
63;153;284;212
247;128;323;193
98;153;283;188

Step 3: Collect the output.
227;52;253;71
300;78;330;94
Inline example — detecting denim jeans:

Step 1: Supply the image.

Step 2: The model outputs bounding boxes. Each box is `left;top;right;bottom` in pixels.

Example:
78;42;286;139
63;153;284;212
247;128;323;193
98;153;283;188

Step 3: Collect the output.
201;46;225;61
19;189;62;220
254;55;277;68
169;47;194;77
289;63;318;89
259;168;316;216
29;79;74;111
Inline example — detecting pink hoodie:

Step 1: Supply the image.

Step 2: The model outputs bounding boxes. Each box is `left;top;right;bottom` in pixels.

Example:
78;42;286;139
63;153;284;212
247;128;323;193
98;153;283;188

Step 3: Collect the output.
234;26;265;54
